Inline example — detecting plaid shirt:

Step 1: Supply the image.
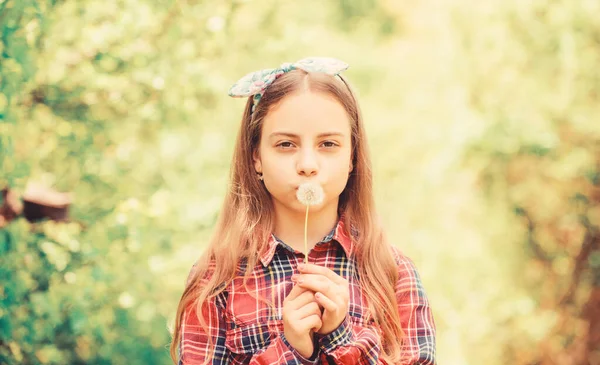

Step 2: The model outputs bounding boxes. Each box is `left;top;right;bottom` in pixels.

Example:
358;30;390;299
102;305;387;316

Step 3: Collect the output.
179;220;436;364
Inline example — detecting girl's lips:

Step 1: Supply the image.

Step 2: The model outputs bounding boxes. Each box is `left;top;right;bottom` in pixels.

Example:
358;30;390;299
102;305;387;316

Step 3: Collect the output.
295;183;321;189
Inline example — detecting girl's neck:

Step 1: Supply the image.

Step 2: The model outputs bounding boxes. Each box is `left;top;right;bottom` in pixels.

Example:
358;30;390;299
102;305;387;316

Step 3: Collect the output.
272;202;339;253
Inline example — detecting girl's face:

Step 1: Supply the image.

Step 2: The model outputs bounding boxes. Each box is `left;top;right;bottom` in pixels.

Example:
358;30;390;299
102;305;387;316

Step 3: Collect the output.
254;91;353;216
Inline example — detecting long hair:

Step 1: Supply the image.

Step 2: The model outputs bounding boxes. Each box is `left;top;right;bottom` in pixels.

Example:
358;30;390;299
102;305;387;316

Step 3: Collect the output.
170;69;405;363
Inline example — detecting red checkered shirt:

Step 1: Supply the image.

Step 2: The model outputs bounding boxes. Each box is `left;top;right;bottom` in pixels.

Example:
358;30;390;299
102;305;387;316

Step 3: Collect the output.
179;220;436;364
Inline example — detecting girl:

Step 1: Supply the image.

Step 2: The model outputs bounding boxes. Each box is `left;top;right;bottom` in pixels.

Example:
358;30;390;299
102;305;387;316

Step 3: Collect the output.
170;57;436;365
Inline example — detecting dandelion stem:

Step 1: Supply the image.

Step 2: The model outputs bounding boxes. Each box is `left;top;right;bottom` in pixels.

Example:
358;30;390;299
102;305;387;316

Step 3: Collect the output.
304;204;309;264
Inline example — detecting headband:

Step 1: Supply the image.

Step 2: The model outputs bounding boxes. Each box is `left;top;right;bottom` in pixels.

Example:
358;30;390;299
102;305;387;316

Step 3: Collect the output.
228;57;349;112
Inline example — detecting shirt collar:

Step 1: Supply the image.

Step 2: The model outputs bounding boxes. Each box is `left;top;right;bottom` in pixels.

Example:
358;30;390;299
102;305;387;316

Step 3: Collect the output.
259;218;354;267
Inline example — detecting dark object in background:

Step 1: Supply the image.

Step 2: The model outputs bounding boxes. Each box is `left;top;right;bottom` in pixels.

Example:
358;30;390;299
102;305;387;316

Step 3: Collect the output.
22;183;73;222
0;183;73;225
0;188;24;227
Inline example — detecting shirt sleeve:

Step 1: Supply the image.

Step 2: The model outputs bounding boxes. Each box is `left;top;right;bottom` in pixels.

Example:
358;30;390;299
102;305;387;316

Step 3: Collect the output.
179;263;322;365
315;247;437;365
248;333;320;365
393;249;437;364
179;292;230;364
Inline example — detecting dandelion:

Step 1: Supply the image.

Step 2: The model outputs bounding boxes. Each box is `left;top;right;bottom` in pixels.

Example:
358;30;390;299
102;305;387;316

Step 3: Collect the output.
296;183;324;264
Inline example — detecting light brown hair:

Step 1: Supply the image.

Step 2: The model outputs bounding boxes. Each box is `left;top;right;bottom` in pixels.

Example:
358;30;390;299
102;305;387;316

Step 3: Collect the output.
170;69;405;363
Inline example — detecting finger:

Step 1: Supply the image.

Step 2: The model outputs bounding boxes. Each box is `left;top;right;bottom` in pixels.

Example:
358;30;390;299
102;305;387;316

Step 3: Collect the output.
314;291;340;313
286;289;316;310
298;264;346;285
298;314;322;333
293;302;322;320
294;290;318;307
296;274;336;297
285;283;310;302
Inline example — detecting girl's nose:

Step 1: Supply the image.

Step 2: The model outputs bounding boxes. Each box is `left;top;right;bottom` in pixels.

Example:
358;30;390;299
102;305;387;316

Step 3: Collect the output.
297;149;318;177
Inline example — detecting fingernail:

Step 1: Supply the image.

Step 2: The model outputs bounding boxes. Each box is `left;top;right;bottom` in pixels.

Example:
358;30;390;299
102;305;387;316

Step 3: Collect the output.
298;264;305;270
291;274;298;281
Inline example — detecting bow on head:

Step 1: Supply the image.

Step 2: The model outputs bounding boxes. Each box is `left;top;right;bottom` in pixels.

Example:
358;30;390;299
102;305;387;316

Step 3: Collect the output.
228;57;349;111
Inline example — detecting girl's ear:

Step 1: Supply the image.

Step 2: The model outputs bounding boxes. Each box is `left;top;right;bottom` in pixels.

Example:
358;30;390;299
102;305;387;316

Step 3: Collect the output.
253;149;262;174
349;161;353;173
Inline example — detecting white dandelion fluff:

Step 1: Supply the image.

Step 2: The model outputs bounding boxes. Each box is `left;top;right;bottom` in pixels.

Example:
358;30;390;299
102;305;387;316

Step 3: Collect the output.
296;182;324;206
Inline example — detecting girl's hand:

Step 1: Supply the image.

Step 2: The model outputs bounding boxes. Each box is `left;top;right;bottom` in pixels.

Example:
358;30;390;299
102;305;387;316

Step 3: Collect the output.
292;263;350;335
282;284;322;359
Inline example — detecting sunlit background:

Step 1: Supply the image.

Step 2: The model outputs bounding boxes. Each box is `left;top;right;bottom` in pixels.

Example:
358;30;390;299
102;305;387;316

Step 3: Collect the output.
1;0;599;364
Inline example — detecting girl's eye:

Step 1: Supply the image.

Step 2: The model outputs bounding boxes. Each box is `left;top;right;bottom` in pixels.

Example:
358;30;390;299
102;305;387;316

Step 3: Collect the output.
276;141;295;149
321;141;338;148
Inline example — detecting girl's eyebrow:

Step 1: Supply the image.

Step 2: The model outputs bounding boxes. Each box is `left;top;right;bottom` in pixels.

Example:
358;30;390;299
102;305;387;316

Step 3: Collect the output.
269;132;345;139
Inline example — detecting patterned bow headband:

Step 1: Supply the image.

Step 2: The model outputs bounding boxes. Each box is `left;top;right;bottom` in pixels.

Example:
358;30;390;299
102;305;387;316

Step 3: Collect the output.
228;57;349;112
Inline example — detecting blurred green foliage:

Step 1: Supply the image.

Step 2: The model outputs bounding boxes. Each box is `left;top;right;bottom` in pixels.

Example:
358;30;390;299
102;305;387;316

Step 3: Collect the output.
1;0;599;364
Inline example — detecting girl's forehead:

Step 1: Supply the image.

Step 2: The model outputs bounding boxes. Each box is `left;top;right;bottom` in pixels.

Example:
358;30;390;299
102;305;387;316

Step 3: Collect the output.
262;92;351;135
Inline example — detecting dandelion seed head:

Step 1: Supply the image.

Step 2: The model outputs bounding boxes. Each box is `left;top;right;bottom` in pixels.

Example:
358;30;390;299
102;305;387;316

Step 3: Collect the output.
296;183;324;206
